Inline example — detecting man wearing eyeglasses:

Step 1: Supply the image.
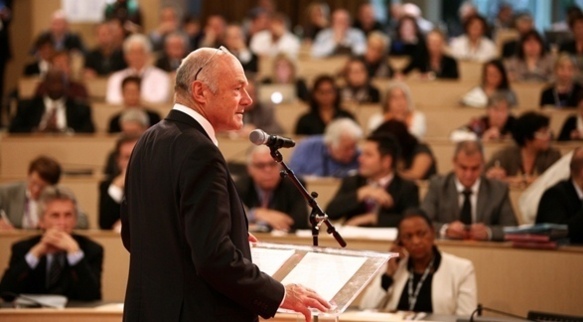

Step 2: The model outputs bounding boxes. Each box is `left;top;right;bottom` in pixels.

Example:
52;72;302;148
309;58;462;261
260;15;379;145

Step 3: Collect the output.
121;46;330;322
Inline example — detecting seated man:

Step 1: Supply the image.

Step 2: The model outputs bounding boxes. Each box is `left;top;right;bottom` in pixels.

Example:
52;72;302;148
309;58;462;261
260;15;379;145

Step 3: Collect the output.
289;118;362;178
536;147;583;243
421;140;517;241
104;109;149;177
154;32;188;72
234;78;283;137
236;145;309;232
311;9;366;58
359;209;477;315
0;186;103;301
0;156;88;230
99;134;139;230
107;75;161;133
326;133;419;227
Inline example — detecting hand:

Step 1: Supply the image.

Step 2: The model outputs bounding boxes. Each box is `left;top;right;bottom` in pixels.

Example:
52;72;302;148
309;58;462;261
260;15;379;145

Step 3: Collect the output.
281;283;331;322
344;213;377;226
255;208;294;231
357;186;394;208
482;127;501;141
333;28;345;44
445;221;469;240
486;166;506;180
469;223;490;241
385;244;404;276
248;232;258;243
42;229;80;254
0;218;14;231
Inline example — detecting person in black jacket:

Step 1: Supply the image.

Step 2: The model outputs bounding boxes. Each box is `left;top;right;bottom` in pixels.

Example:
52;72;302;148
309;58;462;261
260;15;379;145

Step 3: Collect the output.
340;57;381;104
401;29;459;80
107;75;161;133
0;186;103;301
558;91;583;141
539;54;582;108
154;32;187;72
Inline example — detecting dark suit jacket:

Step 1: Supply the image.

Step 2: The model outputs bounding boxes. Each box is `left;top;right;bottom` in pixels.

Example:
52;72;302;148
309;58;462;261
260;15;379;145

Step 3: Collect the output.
84;47;127;75
539;83;583;108
107;108;161;133
9;97;95;133
23;62;42;77
235;175;309;230
155;54;182;72
402;54;459;79
558;115;581;141
0;234;103;301
295;109;356;136
421;173;517;241
536;179;583;243
98;178;120;229
121;109;284;321
325;174;419;227
34;31;85;53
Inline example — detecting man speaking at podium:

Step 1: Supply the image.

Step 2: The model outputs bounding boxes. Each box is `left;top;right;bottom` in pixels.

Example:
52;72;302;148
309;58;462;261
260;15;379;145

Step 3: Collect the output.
121;46;330;321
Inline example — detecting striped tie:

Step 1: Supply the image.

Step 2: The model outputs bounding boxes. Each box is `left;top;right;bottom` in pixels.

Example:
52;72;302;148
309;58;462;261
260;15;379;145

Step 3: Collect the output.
48;252;65;290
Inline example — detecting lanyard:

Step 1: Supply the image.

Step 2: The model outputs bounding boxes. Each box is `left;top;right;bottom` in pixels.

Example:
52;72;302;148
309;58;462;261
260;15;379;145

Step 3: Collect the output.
407;258;434;311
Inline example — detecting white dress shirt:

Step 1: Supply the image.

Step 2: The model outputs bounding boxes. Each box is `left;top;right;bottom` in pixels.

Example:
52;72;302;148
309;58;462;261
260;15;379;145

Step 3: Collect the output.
250;30;301;59
106;66;170;104
40;96;67;131
449;35;497;62
172;104;218;146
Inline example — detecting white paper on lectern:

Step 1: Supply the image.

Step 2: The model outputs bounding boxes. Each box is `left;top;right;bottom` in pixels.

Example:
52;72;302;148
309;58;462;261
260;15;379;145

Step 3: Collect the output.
251;248;295;276
280;252;367;301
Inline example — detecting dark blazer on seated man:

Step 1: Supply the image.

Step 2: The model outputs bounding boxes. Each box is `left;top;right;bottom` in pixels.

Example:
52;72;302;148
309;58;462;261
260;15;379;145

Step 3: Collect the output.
9;97;95;133
421;172;517;241
536;179;583;244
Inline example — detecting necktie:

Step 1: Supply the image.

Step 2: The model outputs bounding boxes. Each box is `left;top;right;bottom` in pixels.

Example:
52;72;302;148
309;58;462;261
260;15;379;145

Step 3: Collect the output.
260;190;271;208
460;189;473;225
48;252;65;290
44;105;58;132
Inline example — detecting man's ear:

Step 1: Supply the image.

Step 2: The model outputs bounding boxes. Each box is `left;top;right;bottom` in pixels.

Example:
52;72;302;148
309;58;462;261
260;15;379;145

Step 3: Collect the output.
191;81;206;104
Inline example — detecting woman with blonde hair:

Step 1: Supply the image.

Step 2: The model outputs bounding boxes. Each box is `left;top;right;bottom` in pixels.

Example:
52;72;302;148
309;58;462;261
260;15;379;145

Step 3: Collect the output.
539;53;582;108
261;53;309;102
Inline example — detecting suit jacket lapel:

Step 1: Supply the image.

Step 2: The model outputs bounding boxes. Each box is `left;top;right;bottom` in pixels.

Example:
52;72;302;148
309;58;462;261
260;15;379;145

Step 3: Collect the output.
476;180;488;223
446;174;460;219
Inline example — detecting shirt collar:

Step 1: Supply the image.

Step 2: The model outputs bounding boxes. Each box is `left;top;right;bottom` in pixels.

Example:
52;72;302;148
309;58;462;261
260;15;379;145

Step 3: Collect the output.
43;96;65;109
172;104;218;146
572;179;583;200
455;177;481;194
369;172;394;188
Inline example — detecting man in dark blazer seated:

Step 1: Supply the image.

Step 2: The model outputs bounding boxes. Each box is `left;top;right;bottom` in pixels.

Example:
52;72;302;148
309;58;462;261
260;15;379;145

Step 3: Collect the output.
121;47;329;321
421;140;517;241
9;69;95;134
536;147;583;243
0;186;103;301
326;133;419;227
236;145;309;232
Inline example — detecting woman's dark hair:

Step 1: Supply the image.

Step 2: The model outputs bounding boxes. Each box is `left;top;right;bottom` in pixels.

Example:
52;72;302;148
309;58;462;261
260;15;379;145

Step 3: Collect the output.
343;56;370;84
463;14;489;36
481;59;511;90
372;119;418;161
395;15;422;41
511;111;550;147
121;75;142;90
309;74;341;113
517;29;547;60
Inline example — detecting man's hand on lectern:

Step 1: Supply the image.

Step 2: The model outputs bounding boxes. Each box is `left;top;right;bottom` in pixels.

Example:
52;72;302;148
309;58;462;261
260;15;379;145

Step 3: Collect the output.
281;283;331;322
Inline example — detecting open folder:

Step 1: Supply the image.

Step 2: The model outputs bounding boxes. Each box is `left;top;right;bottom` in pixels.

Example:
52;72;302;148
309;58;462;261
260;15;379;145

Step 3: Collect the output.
251;242;395;317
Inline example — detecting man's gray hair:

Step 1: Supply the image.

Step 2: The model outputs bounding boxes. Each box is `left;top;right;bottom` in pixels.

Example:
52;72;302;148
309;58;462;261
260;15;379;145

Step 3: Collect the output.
119;108;150;128
384;81;415;112
245;145;271;165
453;140;484;158
123;33;152;55
486;91;511;108
38;185;79;218
175;47;225;95
323;118;363;148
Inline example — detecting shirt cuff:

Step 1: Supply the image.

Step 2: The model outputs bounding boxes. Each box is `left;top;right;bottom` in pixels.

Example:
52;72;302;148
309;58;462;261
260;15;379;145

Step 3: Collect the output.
67;250;85;266
486;226;493;241
25;252;39;269
108;184;124;203
439;224;449;239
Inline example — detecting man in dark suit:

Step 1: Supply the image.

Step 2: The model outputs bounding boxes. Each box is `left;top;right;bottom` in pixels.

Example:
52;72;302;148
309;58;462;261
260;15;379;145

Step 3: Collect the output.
536;147;583;243
421;140;517;241
236;145;309;232
32;10;85;53
154;32;187;72
0;186;103;301
9;69;95;133
326;133;419;227
23;34;54;77
121;47;329;321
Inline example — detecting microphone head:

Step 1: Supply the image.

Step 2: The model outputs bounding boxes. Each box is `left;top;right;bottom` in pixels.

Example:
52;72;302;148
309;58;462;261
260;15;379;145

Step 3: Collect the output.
249;129;267;146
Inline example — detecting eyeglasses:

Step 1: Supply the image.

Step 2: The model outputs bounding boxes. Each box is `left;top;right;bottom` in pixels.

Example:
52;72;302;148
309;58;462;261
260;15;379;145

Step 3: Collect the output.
194;46;228;81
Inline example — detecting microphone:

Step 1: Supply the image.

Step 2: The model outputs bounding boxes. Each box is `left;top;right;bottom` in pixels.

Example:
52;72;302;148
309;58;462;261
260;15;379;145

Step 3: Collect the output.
466;303;536;322
249;129;295;149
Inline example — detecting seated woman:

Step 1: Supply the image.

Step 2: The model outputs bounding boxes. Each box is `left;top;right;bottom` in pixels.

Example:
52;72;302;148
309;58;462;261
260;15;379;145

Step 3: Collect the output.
389;15;425;59
295;75;356;135
340;57;381;104
558;91;583;141
451;91;517;142
504;30;553;83
461;59;517;108
360;209;477;315
261;53;309;102
400;29;459;80
368;82;426;139
373;120;437;180
361;31;393;78
539;53;582;108
449;14;497;62
486;111;561;184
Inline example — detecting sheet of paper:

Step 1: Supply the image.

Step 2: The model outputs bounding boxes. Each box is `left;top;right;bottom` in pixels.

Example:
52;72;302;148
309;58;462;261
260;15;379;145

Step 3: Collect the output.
281;252;366;301
62;0;108;22
251;248;295;276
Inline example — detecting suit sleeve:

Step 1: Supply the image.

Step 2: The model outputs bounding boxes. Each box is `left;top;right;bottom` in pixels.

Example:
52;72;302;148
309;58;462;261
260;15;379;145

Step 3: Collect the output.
489;184;517;241
421;178;446;232
72;103;95;133
98;180;121;229
8;100;35;133
377;181;419;227
0;242;36;295
325;177;363;221
66;239;103;301
536;187;570;224
288;187;310;230
180;149;284;319
568;209;583;243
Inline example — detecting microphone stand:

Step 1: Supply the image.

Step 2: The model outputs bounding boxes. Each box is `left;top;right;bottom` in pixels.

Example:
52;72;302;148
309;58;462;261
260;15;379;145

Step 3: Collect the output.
469;304;536;322
269;147;346;248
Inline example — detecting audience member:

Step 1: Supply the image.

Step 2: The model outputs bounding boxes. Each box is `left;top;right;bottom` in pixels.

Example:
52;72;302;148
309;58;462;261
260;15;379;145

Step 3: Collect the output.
461;59;517;108
505;30;553;83
539;54;582;108
35;50;89;101
223;24;259;73
250;12;300;59
302;1;330;41
450;14;497;62
104;109;149;177
536;148;583;243
486;111;561;183
353;2;384;36
182;15;201;51
235;145;309;232
389;15;425;59
154;32;188;72
23;34;54;77
400;29;459;80
360;210;477;315
446;1;478;38
84;22;127;78
106;34;170;104
108;76;161;133
492;3;514;32
290;118;362;178
452;92;517;142
10;69;95;133
294;75;356;135
104;0;142;29
361;31;393;78
401;3;434;34
261;53;309;102
558;91;583;140
0;186;102;300
326;133;419;227
368;82;427;139
340;57;381;104
311;9;367;58
236;78;283;136
559;13;583;69
374;120;436;180
422;140;517;241
148;6;181;52
33;10;84;53
99;134;139;231
193;14;226;49
244;7;271;45
501;13;535;58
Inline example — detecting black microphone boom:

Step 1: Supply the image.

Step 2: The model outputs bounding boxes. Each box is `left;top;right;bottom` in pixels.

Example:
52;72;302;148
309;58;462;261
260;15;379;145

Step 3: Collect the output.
249;129;295;149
